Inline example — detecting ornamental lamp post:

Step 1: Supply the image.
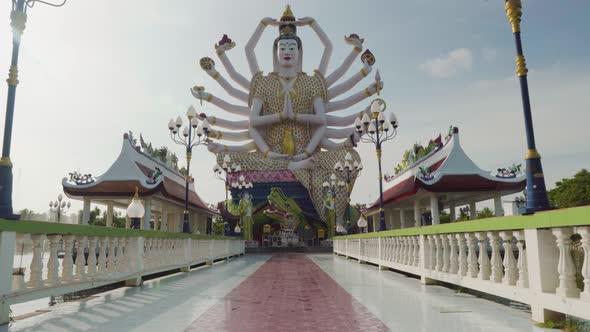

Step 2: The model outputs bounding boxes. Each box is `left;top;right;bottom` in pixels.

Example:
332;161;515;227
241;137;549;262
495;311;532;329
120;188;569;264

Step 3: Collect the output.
1;0;67;219
334;152;363;233
357;215;368;233
214;156;240;222
504;0;550;213
168;105;209;233
127;187;145;229
49;193;70;223
355;98;399;231
323;174;346;235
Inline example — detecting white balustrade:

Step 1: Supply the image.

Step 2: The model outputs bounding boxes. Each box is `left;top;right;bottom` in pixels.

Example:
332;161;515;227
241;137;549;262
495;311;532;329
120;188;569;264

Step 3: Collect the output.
0;225;244;326
332;210;590;325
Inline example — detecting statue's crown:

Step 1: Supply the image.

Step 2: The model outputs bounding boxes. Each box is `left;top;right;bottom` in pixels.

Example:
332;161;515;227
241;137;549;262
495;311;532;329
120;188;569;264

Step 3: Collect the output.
280;5;295;22
279;5;297;36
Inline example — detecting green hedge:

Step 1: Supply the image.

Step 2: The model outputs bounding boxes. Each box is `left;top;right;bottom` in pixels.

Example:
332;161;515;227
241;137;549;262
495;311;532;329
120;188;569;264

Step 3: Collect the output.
336;205;590;239
0;219;241;240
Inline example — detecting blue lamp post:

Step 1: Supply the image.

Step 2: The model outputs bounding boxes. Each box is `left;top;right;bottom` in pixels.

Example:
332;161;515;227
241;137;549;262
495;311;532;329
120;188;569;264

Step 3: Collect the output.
168;106;210;233
1;0;67;219
504;0;551;213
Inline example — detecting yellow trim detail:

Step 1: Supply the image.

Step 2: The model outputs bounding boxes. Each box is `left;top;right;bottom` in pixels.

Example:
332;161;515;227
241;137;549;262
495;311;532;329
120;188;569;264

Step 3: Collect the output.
293;113;298;121
354;46;362;53
212;72;220;80
263;149;270;158
533;172;544;178
525;149;541;160
206;94;213;102
216;50;225;57
210;116;217;125
0;157;13;167
515;55;528;77
260;20;268;27
6;65;18;86
360;68;368;77
505;0;522;33
364;87;372;97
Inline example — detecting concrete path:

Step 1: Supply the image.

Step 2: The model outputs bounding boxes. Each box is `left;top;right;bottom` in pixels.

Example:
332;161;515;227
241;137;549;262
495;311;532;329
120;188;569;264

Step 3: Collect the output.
3;254;551;332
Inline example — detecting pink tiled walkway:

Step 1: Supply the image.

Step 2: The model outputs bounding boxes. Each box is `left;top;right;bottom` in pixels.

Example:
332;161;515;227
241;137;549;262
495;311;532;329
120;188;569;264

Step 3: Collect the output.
186;254;389;332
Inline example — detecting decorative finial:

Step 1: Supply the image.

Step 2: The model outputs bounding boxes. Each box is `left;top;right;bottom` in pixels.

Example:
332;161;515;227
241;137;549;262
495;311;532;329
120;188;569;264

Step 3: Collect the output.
133;186;139;199
505;0;522;33
280;5;295;22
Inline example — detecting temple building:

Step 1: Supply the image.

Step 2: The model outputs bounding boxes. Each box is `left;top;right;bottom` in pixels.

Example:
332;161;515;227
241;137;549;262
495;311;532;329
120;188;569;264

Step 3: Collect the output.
364;127;526;231
62;132;217;233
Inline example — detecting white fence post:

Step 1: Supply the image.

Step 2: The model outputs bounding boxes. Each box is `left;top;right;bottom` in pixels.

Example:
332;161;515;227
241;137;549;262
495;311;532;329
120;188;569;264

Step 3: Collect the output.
181;238;191;272
124;237;144;286
0;231;16;325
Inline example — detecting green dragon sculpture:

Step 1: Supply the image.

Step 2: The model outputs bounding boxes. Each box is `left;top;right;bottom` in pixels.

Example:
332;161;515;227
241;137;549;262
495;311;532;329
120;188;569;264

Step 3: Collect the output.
263;188;305;232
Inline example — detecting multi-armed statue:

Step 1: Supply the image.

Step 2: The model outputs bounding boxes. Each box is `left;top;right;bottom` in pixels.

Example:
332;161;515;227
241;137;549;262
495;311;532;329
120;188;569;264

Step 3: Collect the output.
191;6;385;231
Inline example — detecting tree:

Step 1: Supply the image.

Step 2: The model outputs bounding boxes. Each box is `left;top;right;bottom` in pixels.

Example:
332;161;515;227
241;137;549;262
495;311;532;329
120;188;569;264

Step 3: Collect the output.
440;210;450;224
477;207;495;219
457;207;470;221
548;169;590;208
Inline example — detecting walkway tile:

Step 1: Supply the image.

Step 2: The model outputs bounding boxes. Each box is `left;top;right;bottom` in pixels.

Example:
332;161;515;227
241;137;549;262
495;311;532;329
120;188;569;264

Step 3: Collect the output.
186;253;389;332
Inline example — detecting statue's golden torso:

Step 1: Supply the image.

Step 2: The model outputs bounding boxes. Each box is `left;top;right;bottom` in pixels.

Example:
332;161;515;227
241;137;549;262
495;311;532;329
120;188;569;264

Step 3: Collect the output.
250;72;327;154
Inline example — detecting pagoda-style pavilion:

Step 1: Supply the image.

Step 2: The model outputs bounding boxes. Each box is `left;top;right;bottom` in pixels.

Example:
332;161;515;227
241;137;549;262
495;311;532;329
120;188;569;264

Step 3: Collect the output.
364;127;525;231
62;132;217;233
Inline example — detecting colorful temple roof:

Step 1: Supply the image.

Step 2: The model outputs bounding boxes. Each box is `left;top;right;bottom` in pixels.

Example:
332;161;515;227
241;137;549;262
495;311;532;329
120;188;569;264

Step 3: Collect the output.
366;127;525;214
62;133;212;214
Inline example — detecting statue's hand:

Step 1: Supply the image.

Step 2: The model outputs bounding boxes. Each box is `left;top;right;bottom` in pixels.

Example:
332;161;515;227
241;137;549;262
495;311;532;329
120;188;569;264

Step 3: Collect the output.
362;59;372;76
345;34;364;49
261;17;279;27
295;17;314;26
190;88;211;102
292;153;307;162
367;81;384;95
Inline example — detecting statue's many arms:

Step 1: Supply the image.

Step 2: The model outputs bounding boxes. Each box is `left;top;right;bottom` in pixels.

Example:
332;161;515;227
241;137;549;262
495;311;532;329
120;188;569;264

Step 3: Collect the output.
191;5;383;226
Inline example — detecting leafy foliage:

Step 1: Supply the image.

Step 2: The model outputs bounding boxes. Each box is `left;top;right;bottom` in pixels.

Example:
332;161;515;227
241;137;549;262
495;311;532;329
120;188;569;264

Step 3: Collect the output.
548;169;590;208
476;207;495;219
392;139;440;175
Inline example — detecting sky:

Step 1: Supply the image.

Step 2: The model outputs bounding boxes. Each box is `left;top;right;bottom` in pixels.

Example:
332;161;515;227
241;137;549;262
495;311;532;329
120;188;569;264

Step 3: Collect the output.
1;0;589;216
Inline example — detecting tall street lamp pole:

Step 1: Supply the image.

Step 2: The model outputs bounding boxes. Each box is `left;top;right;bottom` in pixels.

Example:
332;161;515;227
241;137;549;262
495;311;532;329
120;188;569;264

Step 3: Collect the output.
334;152;363;234
1;0;67;219
168;106;209;233
49;193;70;223
355;97;399;232
504;0;550;213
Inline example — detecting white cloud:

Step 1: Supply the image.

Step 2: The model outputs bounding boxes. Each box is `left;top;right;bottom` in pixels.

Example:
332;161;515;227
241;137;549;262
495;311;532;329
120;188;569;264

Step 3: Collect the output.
419;48;473;78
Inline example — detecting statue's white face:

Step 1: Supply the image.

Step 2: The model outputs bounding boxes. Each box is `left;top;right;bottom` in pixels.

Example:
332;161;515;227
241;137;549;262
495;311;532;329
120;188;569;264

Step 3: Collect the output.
277;39;299;68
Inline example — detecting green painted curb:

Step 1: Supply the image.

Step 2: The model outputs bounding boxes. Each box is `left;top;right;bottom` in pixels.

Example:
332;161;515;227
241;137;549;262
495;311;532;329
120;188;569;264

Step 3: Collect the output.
0;219;241;240
335;206;590;239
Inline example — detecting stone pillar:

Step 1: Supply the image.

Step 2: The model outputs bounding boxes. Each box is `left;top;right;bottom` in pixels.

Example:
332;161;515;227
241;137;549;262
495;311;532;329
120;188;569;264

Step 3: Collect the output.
161;207;168;232
399;209;405;229
153;212;160;231
106;201;114;227
430;194;440;225
142;198;152;230
469;200;477;220
125;215;130;229
494;194;503;217
413;200;421;227
82;197;91;225
449;202;456;222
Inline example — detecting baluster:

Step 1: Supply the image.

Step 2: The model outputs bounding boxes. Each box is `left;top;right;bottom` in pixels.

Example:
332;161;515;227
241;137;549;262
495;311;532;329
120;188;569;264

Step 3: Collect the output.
156;238;163;267
27;234;45;288
61;235;75;281
488;232;503;282
427;235;436;270
552;228;580;298
97;237;108;275
87;237;98;278
75;236;88;280
435;235;444;272
476;232;491;280
413;237;420;266
405;237;413;266
457;233;467;276
441;235;449;272
116;238;125;273
466;233;479;277
392;238;399;263
448;234;458;274
513;230;528;288
391;238;396;262
46;235;62;285
107;237;116;273
125;237;134;272
145;238;152;269
500;231;517;285
576;227;590;301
